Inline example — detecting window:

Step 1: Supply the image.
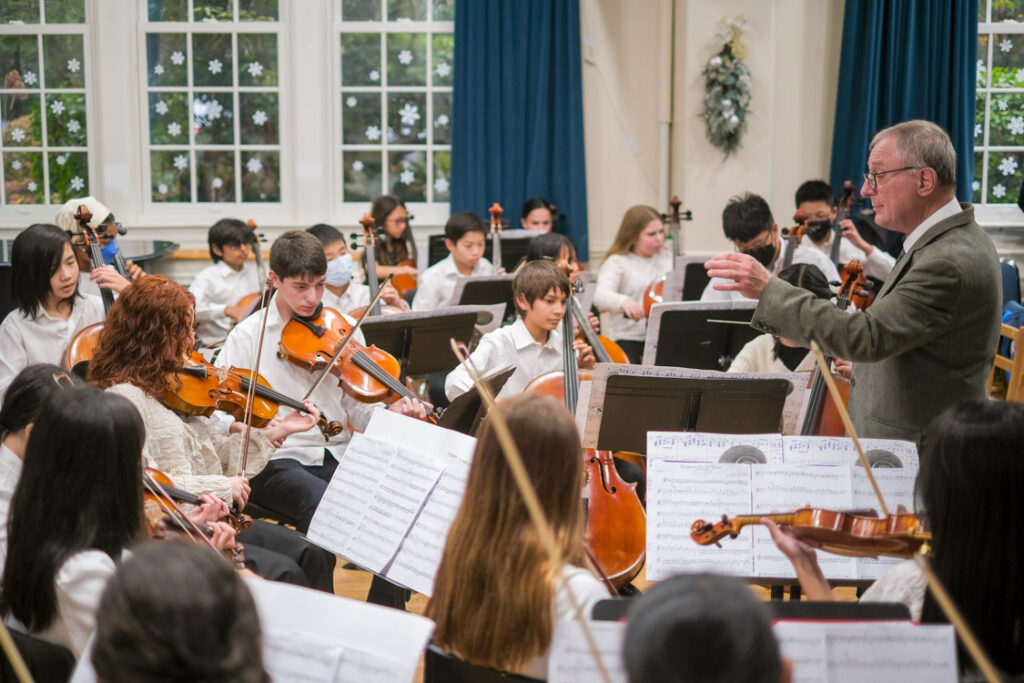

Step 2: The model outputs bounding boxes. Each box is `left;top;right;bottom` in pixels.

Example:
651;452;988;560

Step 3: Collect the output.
975;0;1024;215
141;0;282;204
0;0;90;205
338;0;454;208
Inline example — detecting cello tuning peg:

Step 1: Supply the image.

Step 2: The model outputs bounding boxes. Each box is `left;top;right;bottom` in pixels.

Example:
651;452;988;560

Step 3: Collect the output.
828;280;842;287
682;210;693;220
861;280;875;291
714;542;722;549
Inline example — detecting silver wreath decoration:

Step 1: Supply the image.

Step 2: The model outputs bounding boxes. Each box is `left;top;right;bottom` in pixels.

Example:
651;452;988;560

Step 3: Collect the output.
701;17;752;157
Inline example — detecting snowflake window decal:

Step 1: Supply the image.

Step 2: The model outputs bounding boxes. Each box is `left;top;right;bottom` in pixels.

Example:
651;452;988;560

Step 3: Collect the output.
1000;38;1013;53
23;71;36;86
170;51;185;66
11;161;21;170
10;128;25;143
56;154;68;165
67;58;81;73
154;64;165;76
247;61;263;78
1009;116;1024;137
997;98;1009;111
435;114;449;128
999;157;1019;177
434;177;449;194
369;69;380;82
973;180;981;192
246;157;263;174
993;183;1007;198
436;62;451;78
67;120;80;134
399;169;415;185
50;100;65;115
365;125;381;141
157;183;169;194
399;103;420;126
398;50;413;66
252;110;268;126
155;100;169;116
212;177;224;188
167;122;182;137
347;96;357;108
975;122;983;138
352;160;364;171
27;181;37;192
208;59;223;75
173;154;188;171
70;176;85;191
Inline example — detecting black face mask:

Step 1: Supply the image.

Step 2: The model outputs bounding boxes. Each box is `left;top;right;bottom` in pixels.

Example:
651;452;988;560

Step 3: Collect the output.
805;219;831;242
745;242;777;268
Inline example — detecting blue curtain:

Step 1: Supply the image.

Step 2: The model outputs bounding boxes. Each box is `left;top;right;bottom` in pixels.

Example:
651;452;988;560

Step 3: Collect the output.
451;0;590;260
829;0;977;202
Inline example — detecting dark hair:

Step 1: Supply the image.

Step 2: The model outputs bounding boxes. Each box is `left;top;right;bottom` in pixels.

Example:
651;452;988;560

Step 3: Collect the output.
513;260;569;316
917;400;1024;676
370;195;415;265
722;193;774;243
0;364;81;439
10;223;79;318
794;180;835;209
269;230;327;279
370;194;407;233
521;197;553;220
207;218;255;262
0;387;144;632
524;232;575;264
624;573;782;683
445;212;486;244
92;541;269;683
306;223;345;247
777;263;832;300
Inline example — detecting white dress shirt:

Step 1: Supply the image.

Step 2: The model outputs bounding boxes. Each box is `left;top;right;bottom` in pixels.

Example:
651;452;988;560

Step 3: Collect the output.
445;318;565;400
0;295;104;395
701;241;842;303
321;282;370;314
593;248;673;342
0;443;22;567
215;300;380;467
412;254;493;311
901;196;963;254
189;261;260;345
726;333;817;374
809;236;896;281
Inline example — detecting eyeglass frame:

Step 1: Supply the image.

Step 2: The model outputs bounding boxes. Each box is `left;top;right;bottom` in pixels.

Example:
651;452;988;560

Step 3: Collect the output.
862;166;921;191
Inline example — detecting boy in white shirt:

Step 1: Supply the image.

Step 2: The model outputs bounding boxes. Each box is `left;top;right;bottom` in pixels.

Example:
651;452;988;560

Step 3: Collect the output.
306;223;409;314
795;179;896;282
701;193;841;303
188;218;260;345
412;212;493;311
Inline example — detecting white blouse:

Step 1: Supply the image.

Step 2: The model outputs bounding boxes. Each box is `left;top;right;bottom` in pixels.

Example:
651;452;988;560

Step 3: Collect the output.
860;559;927;621
0;443;22;567
593;249;672;343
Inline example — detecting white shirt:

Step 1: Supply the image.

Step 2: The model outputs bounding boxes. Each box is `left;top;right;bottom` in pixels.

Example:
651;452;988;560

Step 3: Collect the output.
77;272;101;298
860;559;927;621
726;333;816;374
322;282;370;314
0;295;104;395
0;443;22;567
189;261;260;345
701;242;842;303
412;254;493;311
901;196;963;254
593;249;673;342
809;235;896;281
445;318;565;401
215;300;380;467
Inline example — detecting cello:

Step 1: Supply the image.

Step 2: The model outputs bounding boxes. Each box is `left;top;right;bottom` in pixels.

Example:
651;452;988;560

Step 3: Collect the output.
488;202;503;272
779;210;809;270
233;219;268;320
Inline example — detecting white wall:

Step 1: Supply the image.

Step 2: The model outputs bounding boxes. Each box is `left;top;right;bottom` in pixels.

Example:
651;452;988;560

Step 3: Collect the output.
581;0;846;262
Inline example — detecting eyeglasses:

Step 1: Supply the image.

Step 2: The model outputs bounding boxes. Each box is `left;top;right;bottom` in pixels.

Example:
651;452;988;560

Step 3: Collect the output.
863;166;920;191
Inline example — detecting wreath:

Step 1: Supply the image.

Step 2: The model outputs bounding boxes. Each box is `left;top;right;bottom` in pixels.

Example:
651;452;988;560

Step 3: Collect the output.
701;17;751;157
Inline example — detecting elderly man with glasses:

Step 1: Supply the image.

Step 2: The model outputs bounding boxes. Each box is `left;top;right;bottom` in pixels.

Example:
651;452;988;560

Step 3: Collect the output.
705;120;1001;443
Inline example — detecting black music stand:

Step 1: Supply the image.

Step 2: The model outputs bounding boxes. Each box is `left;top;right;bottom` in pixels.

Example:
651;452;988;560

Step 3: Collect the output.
360;310;481;381
453;275;517;324
643;303;761;369
436;366;515;435
591;598;910;622
427;232;536;268
593;374;792;454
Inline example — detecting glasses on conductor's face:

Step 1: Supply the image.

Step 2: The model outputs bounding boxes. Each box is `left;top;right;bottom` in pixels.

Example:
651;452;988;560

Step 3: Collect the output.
863;166;920;191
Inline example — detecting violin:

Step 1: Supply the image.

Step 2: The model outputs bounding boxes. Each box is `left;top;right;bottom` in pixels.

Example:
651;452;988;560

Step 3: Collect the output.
828;181;858;265
279;303;437;418
488;203;504;272
145;467;253;534
641;196;690;316
164;351;344;440
779;210;809;270
74;205;116;313
690;508;930;559
63;321;104;377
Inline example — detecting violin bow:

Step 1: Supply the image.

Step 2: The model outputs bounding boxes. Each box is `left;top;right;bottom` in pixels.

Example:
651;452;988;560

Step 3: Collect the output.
449;339;613;683
301;274;395;402
239;276;274;477
0;620;32;683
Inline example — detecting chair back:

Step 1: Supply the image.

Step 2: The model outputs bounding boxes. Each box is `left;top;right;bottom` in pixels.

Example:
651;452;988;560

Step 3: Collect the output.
989;322;1024;402
424;644;545;683
1001;259;1021;307
0;629;75;683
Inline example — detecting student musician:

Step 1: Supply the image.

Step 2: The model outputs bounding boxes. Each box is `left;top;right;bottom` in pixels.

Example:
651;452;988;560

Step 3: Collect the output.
188;218;260;346
426;393;609;678
593;205;672;364
521;197;556;233
91;541;269;683
412;212;493;311
766;400;1024;678
0;224;105;394
625;573;791;683
215;231;426;533
445;260;594;400
701;193;840;303
795;180;895;281
368;194;418;283
306;223;409;314
54;195;143;297
89;275;335;591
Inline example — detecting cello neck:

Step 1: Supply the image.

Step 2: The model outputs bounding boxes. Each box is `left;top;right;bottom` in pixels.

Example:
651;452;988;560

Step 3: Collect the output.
562;297;579;414
570;295;611;364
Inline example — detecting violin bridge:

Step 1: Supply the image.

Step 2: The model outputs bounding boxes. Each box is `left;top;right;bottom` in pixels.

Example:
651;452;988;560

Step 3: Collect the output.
215;366;230;383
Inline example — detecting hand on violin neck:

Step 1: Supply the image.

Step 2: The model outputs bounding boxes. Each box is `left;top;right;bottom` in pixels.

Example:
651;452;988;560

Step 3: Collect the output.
259;400;322;446
204;520;238;552
705;252;772;299
388;396;429;420
125;259;144;281
224;304;247;323
90;265;131;294
190;494;232;525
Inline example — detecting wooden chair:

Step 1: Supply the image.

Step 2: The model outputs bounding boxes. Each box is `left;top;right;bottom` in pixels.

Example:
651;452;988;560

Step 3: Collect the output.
424;644;545;683
0;629;75;683
989;323;1024;402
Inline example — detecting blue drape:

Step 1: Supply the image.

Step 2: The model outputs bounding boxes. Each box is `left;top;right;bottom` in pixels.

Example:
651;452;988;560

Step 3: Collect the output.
829;0;977;201
451;0;590;260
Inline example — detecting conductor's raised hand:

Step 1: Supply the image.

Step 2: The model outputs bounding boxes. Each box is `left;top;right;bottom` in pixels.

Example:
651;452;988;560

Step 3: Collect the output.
705;252;773;300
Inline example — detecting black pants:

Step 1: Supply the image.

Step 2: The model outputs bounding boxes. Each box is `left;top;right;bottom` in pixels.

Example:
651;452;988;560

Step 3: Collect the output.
249;451;339;534
615;339;645;365
239;520;336;593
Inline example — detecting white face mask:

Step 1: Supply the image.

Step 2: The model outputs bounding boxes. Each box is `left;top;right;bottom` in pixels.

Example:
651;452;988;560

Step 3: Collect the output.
325;253;354;286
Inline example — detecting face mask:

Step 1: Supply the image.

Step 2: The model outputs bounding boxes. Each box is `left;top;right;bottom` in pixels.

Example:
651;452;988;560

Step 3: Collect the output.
805;220;831;242
745;242;777;268
325;253;354;287
100;239;119;265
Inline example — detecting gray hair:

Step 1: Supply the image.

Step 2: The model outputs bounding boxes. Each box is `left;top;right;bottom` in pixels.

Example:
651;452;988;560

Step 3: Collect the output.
869;120;957;190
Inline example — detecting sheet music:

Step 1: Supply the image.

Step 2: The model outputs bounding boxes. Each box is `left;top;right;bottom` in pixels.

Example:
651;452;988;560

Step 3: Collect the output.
850;467;918;579
265;630;345;682
335;649;411;683
824;623;957;683
647;432;784;464
308;433;445;574
773;622;828;683
646;461;754;580
783;436;919;469
548;620;628;683
642;299;758;365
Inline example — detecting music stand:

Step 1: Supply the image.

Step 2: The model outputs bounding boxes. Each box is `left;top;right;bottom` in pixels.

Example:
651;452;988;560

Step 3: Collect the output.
591;598;911;622
427;232;536;268
359;309;482;381
452;274;517;324
436;366;515;435
642;301;761;369
593;373;792;454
